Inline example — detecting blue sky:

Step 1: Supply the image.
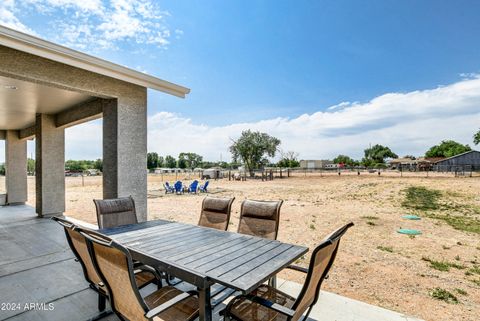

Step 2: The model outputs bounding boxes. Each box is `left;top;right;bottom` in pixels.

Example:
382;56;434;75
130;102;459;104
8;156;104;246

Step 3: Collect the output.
1;0;480;161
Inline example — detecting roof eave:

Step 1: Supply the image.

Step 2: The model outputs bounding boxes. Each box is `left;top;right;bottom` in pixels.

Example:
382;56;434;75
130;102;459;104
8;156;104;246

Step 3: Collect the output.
0;25;190;98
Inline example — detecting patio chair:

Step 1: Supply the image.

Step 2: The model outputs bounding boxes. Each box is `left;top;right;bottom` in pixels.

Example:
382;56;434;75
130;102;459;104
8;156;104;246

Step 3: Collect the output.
198;196;235;231
52;217;159;319
93;196;137;229
80;228;200;321
174;180;184;194
237;199;283;240
187;180;199;193
222;222;354;321
164;182;175;194
199;180;209;193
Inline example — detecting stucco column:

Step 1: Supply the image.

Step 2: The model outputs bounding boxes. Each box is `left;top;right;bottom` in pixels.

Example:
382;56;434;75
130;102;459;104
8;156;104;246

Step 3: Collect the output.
5;130;28;204
35;114;65;217
103;92;148;222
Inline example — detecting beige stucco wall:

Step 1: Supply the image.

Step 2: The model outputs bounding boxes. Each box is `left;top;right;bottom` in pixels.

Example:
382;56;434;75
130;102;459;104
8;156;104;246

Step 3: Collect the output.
0;45;148;221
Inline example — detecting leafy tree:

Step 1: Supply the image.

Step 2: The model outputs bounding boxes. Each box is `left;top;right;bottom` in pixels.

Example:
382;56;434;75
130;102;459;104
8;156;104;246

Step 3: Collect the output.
147;152;159;170
230;130;281;176
157;156;164;168
178;152;203;169
403;155;416;160
333;155;357;166
0;164;5;176
165;155;176;168
200;161;230;169
177;154;187;169
474;129;480;145
26;158;35;175
425;140;471;158
363;144;398;165
277;150;300;168
93;159;103;172
65;160;91;171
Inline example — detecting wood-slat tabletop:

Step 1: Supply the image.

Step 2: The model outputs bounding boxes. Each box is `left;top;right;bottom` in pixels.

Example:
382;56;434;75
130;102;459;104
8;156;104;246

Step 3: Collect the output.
100;219;308;293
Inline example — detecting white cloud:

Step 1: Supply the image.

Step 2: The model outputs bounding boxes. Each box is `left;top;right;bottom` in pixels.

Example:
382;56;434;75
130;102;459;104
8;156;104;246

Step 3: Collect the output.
0;0;173;51
6;77;480;163
0;0;37;34
146;76;480;161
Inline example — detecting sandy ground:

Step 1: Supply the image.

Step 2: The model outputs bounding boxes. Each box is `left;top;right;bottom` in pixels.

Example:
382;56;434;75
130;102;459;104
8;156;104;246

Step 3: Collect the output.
1;173;479;321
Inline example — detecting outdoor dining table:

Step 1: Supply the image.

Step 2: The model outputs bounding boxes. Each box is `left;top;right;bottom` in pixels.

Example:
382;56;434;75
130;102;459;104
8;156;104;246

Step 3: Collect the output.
100;219;308;321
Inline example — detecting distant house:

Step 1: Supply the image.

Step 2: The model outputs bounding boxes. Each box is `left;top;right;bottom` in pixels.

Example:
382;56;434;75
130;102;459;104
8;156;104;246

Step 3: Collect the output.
388;157;417;170
433;150;480;171
389;157;447;171
299;160;333;169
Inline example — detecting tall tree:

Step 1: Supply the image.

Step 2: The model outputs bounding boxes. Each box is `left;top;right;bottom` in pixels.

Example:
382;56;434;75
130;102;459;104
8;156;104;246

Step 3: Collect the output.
333;155;357;166
230;130;281;176
178;152;203;169
147;152;159;170
425;140;471;158
165;155;176;168
363;144;398;165
93;159;103;172
27;158;35;174
474;129;480;145
177;154;187;169
277;150;300;168
157;156;164;168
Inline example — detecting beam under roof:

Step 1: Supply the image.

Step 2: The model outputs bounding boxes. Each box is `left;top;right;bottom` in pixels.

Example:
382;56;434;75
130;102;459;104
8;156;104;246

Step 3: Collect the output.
0;25;190;98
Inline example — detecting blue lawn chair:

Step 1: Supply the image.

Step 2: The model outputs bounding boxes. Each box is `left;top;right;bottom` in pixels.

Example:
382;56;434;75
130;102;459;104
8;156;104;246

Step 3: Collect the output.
187;180;199;193
199;180;209;193
174;181;184;194
164;182;175;194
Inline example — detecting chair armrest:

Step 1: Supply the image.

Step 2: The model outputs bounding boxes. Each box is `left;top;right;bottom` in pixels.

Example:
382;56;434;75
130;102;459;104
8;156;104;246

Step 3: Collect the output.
244;294;295;318
145;292;194;319
134;265;162;281
286;264;308;274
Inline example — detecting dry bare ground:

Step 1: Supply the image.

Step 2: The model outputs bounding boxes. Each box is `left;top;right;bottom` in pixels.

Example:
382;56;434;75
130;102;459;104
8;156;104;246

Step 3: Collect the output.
3;173;479;321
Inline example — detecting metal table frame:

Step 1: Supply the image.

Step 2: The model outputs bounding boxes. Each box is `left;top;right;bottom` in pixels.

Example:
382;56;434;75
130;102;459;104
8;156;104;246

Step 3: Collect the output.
101;219;308;321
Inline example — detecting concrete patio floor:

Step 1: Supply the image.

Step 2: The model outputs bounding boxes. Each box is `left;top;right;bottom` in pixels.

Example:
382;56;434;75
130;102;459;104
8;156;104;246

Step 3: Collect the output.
0;205;423;321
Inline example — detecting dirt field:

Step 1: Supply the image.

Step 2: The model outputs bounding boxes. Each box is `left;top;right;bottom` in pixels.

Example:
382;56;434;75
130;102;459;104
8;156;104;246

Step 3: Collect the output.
2;173;479;321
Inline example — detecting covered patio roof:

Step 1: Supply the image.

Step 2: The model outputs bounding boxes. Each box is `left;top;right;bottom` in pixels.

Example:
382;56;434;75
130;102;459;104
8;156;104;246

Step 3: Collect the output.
0;25;190;98
0;24;190;219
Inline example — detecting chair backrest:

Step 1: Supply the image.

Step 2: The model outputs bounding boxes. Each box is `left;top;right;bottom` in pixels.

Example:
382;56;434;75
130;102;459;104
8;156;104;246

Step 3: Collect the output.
291;222;354;321
190;180;199;191
237;199;283;240
80;228;149;321
198;196;235;231
52;217;102;286
174;181;183;192
93;196;137;229
203;180;209;189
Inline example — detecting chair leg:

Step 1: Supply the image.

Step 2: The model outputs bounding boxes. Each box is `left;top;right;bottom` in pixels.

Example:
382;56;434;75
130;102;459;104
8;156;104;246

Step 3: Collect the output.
98;293;106;311
268;276;277;288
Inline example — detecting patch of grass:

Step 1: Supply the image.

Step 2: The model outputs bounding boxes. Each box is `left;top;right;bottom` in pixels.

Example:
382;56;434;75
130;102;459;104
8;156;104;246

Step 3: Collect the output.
430;288;458;304
309;224;316;230
426;213;480;234
468;265;480;275
471;278;480;286
377;246;393;253
360;215;379;220
442;245;451;250
402;186;442;210
366;221;376;226
422;257;465;272
455;288;468;296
